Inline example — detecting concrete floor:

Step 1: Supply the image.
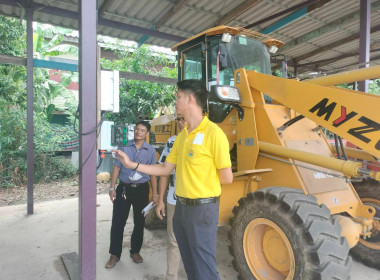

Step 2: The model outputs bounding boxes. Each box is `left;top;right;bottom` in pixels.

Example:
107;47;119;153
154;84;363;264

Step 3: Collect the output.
0;194;379;280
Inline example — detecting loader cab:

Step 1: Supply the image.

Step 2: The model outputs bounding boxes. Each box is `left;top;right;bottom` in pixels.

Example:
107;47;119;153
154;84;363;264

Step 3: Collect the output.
173;26;273;123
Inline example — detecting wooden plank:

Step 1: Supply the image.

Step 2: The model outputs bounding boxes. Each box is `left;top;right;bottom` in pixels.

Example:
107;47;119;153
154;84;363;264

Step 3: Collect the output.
0;54;26;65
61;252;80;280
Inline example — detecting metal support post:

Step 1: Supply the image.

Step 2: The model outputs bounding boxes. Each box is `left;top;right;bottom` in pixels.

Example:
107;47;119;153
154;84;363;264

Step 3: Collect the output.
282;60;288;78
78;0;97;278
358;0;370;92
26;5;34;215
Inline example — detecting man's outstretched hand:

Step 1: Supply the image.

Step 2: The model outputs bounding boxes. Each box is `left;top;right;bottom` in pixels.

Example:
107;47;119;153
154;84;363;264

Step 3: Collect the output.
112;149;134;169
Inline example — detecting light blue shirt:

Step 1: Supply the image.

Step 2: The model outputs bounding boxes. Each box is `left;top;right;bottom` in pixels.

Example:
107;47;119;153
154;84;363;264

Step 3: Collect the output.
114;140;156;184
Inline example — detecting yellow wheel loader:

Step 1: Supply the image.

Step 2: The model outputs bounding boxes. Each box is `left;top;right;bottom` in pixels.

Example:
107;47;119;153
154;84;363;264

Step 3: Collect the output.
161;26;380;280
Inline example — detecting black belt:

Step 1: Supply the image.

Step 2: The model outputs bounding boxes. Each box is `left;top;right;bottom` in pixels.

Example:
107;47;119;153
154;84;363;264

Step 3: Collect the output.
177;196;217;206
121;181;149;188
169;175;175;186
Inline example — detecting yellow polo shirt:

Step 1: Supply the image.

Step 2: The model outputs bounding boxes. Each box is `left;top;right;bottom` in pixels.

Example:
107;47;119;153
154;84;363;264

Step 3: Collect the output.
166;116;231;199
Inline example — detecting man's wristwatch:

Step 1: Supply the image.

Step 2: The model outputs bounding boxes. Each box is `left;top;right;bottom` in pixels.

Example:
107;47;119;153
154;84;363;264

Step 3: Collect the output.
109;187;115;191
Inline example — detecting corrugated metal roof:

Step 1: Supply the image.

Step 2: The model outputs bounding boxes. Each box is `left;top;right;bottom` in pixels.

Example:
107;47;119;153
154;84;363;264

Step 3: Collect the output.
0;0;379;76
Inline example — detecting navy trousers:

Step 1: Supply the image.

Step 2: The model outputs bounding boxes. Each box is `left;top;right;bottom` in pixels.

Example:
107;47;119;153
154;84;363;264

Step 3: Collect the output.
109;182;149;258
173;201;220;280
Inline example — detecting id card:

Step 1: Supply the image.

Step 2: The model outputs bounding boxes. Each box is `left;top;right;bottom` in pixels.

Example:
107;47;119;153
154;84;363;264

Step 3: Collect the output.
192;133;204;145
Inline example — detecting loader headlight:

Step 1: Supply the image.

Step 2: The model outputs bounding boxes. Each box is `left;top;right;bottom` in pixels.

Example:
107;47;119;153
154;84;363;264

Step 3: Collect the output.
210;85;241;103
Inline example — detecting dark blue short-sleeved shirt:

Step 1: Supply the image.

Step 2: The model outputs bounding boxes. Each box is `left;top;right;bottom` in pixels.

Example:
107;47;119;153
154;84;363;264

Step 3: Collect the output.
114;140;156;184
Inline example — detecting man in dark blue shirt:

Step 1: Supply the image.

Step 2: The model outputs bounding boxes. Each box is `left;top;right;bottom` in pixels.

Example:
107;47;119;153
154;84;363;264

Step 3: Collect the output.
105;121;158;268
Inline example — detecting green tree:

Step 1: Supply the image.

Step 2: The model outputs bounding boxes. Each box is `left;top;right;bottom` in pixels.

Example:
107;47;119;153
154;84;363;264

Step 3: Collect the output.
0;16;25;56
369;79;380;95
33;23;78;121
0;17;78;187
0;16;26;106
0;16;27;186
337;80;380;96
101;44;177;124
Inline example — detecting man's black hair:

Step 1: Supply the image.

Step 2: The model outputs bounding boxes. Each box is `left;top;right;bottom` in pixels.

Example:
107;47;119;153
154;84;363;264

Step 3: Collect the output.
177;79;208;108
136;120;151;132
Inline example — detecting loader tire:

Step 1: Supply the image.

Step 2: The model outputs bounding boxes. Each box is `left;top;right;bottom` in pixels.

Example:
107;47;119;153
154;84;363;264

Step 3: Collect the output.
144;187;168;230
144;207;167;230
350;178;380;269
229;187;352;280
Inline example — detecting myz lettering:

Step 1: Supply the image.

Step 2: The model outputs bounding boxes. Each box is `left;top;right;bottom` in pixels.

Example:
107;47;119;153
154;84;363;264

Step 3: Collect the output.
332;106;357;127
310;98;380;149
309;98;336;121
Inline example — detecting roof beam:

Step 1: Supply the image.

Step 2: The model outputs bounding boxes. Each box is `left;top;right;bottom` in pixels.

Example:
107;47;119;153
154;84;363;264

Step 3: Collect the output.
98;0;114;17
0;0;186;42
137;26;155;47
118;71;177;84
340;54;380;69
261;0;332;34
296;48;380;69
0;54;26;65
324;53;380;75
155;0;192;30
280;0;380;52
0;54;177;84
127;0;192;47
244;0;319;29
1;0;24;7
292;23;380;63
214;0;262;27
98;18;186;42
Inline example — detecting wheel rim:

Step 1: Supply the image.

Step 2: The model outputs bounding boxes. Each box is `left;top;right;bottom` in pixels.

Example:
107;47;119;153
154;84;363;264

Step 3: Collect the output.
243;218;295;280
360;198;380;250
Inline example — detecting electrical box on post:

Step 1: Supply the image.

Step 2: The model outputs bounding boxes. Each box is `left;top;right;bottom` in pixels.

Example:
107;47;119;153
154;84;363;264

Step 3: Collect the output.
100;121;117;151
100;122;135;150
110;124;136;147
101;70;119;113
111;125;128;147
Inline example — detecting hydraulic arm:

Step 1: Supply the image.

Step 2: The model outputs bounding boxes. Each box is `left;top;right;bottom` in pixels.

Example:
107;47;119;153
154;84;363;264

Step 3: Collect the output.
242;68;380;160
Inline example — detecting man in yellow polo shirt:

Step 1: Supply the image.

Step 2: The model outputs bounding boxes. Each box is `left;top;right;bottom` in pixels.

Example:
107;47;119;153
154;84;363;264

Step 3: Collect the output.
113;79;233;280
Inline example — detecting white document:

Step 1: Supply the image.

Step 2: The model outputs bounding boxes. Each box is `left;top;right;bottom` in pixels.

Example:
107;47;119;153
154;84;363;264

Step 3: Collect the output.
142;201;157;217
129;171;143;181
192;132;204;145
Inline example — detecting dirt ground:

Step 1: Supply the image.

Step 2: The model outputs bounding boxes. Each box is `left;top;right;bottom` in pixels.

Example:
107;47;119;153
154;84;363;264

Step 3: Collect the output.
0;176;110;207
1;178;379;279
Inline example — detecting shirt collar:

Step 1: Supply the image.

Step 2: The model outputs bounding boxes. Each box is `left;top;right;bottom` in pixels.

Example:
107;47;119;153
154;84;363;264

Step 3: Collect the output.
184;116;209;135
127;140;149;150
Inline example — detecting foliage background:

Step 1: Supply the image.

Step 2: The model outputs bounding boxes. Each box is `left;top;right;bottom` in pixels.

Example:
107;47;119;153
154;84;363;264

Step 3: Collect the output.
101;44;177;124
0;16;77;187
0;16;177;188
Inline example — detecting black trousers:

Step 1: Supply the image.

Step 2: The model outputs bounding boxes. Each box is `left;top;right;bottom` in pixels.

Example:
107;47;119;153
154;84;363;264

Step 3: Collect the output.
109;181;149;258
